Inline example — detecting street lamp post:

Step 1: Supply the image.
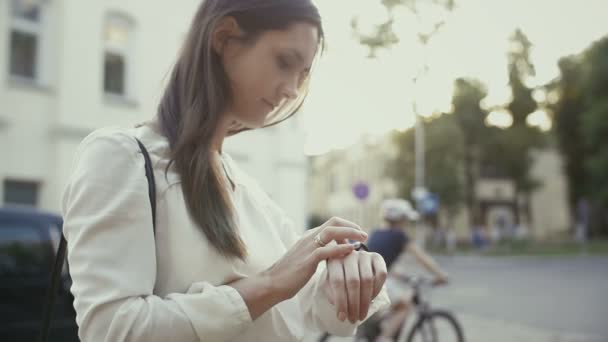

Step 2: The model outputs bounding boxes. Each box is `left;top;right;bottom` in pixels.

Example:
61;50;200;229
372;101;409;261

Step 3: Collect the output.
353;0;455;244
409;0;453;248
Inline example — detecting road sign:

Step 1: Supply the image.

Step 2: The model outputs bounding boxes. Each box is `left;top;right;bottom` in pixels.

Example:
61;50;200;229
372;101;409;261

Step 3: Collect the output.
419;192;439;215
353;181;369;201
411;186;429;201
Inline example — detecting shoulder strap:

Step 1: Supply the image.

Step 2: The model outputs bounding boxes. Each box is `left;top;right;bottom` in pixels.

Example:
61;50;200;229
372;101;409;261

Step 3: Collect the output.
39;137;157;342
135;138;157;233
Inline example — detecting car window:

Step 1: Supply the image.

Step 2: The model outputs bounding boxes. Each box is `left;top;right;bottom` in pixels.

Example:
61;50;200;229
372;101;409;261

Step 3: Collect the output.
0;222;49;276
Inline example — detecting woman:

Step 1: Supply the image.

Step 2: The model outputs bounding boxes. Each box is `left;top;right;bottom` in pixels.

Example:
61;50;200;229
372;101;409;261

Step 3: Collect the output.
61;1;389;341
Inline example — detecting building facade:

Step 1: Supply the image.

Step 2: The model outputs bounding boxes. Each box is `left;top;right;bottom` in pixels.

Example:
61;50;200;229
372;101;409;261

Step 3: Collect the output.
309;131;572;241
309;135;400;231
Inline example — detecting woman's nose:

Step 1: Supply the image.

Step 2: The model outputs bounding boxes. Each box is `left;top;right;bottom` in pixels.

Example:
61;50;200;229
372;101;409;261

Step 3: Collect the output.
282;77;299;100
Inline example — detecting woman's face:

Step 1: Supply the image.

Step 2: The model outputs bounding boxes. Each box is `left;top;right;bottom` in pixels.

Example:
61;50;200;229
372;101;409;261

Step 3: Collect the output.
220;21;319;128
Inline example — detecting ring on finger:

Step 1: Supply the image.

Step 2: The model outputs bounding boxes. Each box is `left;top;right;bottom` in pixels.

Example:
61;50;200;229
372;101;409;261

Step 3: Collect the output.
314;234;327;247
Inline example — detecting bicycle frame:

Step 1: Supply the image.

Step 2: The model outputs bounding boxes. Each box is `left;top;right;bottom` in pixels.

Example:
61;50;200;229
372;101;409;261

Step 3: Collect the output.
319;275;460;342
393;275;437;341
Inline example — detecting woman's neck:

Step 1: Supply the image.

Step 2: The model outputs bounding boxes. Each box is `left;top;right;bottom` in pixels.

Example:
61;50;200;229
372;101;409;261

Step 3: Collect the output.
211;115;235;153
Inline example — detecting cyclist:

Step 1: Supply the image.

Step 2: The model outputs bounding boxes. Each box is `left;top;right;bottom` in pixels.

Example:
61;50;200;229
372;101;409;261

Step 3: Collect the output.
366;198;449;341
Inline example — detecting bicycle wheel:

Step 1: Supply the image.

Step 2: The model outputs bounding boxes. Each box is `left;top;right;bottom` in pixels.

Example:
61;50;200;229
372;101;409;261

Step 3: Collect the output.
406;310;464;342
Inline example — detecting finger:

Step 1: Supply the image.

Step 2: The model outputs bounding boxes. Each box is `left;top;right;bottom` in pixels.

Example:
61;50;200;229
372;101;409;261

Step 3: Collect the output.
323;216;363;231
334;237;348;246
343;252;360;323
327;258;348;322
358;252;374;321
371;253;388;300
311;243;355;263
321;266;335;306
319;226;368;246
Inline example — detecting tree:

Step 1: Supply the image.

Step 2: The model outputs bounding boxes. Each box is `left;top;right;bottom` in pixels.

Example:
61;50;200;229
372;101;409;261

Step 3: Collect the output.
549;55;587;226
353;0;457;226
580;37;608;236
502;29;545;227
352;0;456;57
507;29;537;126
550;35;608;236
387;113;464;226
451;78;489;225
424;114;466;224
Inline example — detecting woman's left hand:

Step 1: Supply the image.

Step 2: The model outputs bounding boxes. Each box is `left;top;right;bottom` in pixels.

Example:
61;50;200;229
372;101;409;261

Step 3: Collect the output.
323;250;387;323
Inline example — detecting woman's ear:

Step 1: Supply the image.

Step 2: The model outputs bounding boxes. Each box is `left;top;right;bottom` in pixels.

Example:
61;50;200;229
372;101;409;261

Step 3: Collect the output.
212;16;242;55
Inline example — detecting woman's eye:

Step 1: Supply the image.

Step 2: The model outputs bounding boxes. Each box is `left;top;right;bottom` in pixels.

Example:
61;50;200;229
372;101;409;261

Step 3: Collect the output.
277;57;291;71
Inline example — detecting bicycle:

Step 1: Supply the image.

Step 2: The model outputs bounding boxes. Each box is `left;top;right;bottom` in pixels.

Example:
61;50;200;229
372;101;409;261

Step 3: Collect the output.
319;275;464;342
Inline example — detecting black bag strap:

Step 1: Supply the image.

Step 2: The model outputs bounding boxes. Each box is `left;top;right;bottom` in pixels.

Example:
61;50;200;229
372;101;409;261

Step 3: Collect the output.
39;137;156;342
136;138;157;232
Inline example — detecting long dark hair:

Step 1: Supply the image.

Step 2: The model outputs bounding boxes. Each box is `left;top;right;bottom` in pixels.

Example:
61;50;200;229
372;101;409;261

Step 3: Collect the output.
157;0;324;259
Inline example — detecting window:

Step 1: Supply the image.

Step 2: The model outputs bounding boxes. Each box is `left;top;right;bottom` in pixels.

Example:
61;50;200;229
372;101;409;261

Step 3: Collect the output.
3;180;39;206
494;186;505;199
103;13;134;97
9;0;44;80
104;52;125;94
0;223;47;276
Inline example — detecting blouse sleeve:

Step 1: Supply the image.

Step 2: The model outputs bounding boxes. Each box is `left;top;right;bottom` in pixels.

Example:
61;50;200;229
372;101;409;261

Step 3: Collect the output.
62;129;252;342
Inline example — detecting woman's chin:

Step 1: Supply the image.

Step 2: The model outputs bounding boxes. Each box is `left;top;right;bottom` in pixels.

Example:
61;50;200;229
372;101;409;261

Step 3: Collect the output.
251;112;273;128
232;117;265;131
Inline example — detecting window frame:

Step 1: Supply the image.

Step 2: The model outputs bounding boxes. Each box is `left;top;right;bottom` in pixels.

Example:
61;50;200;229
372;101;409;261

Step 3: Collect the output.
8;0;47;84
3;179;40;207
102;12;136;101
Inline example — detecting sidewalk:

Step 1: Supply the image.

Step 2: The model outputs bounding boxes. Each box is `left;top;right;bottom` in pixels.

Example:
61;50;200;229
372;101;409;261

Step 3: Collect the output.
303;312;605;342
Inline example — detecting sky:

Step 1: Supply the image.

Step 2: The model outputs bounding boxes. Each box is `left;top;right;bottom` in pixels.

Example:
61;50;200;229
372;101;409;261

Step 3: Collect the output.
301;0;608;155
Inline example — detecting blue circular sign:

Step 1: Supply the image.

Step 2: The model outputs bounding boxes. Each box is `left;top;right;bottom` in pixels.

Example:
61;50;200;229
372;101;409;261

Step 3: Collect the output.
353;181;370;201
419;193;439;215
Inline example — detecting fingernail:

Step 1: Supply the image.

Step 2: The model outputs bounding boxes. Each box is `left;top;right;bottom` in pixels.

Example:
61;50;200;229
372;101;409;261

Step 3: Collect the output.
338;312;346;321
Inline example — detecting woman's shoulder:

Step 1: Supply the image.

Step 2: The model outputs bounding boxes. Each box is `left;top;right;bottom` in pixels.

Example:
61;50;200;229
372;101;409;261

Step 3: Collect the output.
70;126;144;172
79;126;139;152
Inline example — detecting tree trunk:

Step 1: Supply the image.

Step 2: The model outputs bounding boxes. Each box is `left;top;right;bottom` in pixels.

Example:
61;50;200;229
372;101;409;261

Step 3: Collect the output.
513;188;521;226
525;191;533;236
464;141;477;229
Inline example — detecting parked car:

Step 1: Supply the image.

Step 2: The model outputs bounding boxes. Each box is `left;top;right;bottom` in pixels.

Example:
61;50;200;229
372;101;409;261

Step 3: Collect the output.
0;206;78;341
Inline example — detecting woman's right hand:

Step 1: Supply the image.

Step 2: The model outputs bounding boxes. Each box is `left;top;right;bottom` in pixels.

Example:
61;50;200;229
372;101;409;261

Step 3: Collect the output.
264;217;368;301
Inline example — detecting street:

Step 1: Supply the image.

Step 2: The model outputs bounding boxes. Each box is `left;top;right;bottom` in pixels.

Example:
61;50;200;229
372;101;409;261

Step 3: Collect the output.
307;254;608;342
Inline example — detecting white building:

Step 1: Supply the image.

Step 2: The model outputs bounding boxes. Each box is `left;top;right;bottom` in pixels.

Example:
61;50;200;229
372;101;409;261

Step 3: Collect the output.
0;0;309;228
309;135;400;231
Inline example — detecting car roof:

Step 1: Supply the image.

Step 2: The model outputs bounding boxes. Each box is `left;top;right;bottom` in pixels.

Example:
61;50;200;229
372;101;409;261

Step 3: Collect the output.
0;205;63;227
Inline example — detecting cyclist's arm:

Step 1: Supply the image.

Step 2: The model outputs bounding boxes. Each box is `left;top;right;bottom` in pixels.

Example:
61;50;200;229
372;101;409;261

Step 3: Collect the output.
406;243;448;279
385;238;414;280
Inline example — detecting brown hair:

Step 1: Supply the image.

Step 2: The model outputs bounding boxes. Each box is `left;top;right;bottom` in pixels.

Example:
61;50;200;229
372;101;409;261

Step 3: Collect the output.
157;0;324;259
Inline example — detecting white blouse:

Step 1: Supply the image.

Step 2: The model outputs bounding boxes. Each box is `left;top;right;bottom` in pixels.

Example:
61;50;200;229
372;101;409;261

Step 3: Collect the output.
61;124;389;342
